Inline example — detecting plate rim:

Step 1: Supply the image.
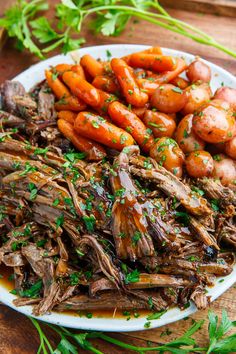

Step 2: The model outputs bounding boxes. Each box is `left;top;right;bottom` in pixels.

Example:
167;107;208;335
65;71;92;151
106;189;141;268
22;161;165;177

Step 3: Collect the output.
1;43;235;332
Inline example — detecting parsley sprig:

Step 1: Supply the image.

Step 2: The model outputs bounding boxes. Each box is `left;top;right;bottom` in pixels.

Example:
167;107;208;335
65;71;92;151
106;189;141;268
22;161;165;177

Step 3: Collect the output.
0;0;236;58
28;309;236;353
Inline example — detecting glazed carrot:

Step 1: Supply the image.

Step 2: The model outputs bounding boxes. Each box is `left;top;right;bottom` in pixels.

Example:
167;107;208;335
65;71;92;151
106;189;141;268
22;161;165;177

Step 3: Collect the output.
136;78;159;96
45;69;71;100
55;96;87;112
137;58;187;96
74;112;134;150
129;54;177;72
92;75;119;94
55;64;72;78
45;69;86;111
170;76;189;89
71;64;86;79
62;71;100;107
111;58;148;107
94;89;117;115
122;46;163;64
132;107;147;119
57;119;106;161
108;101;154;153
57;110;77;124
80;54;104;78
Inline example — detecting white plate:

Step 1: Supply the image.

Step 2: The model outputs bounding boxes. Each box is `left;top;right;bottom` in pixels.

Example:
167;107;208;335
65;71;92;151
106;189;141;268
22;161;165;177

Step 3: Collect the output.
1;44;236;332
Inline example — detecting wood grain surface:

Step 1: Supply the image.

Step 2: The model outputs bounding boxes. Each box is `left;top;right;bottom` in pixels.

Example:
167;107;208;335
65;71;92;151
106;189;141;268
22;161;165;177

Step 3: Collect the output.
0;1;236;353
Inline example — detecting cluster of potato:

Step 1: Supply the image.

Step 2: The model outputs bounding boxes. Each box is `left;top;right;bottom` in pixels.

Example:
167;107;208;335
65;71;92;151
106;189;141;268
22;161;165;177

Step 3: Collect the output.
45;48;236;186
149;60;236;185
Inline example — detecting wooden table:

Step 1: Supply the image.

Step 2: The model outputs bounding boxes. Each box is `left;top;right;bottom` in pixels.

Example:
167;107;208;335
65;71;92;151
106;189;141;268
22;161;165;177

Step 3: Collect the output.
0;1;236;353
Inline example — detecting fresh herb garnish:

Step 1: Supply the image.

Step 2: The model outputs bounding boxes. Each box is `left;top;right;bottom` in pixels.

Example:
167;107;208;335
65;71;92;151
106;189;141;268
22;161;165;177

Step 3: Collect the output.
28;309;236;353
1;1;235;58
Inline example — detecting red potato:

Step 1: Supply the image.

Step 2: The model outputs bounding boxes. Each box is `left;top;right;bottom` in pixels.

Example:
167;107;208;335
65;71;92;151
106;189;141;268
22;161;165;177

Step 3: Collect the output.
192;101;235;144
111;58;149;107
175;114;205;153
181;83;212;116
129;53;177;72
62;71;101;107
74;111;134;150
212;154;236;186
108;101;154;153
149;137;185;177
214;87;236;111
225;136;236;159
143;110;176;138
57;119;106;161
151;84;187;113
186;60;211;83
185;151;214;178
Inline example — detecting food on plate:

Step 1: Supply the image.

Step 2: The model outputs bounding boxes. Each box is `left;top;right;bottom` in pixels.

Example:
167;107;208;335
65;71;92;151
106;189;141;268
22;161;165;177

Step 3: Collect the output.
186;59;211;83
214;86;236;111
149;137;185;177
181;82;212;115
192;100;235;143
0;47;235;320
143;110;176;138
185;151;214;178
151;83;187;113
175;113;205;153
212;154;236;186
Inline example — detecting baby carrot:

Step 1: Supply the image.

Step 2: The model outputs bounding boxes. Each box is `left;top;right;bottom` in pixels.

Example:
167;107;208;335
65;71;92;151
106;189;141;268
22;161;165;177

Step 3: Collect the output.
92;75;119;94
111;58;148;107
94;89;117;115
45;69;87;111
55;96;87;112
71;64;86;79
55;64;73;78
108;101;154;153
74;112;134;150
57;110;77;124
129;53;177;72
122;46;163;64
170;76;189;89
80;54;104;78
57;119;106;161
45;69;71;100
137;58;187;96
62;71;101;107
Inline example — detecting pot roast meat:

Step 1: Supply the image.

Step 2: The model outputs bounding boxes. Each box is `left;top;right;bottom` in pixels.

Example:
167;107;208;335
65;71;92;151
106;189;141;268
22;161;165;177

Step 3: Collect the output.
129;156;212;217
56;291;150;312
110;146;155;260
0;81;26;114
90;273;194;296
197;178;236;206
37;83;57;121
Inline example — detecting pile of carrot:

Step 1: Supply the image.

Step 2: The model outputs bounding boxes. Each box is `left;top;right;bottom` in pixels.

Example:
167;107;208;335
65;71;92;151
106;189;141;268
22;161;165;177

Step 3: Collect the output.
45;46;187;161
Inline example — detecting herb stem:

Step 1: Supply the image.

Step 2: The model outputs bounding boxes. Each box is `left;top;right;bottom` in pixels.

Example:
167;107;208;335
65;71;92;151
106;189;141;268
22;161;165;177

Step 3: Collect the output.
81;4;236;58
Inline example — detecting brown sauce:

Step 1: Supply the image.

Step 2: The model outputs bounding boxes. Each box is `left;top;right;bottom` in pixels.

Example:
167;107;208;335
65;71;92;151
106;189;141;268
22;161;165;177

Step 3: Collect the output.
0;265;15;291
0;265;151;319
